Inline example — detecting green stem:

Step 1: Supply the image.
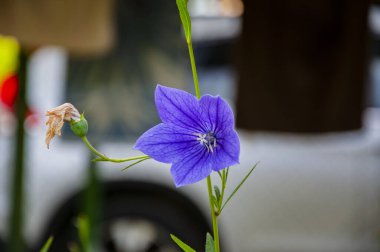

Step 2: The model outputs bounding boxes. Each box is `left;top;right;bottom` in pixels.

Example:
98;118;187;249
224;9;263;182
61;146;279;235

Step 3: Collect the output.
187;40;200;99
207;176;220;252
81;136;149;163
186;24;220;252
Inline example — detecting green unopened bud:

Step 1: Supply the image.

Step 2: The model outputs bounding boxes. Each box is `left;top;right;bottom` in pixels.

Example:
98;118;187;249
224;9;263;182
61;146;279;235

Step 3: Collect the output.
70;114;88;137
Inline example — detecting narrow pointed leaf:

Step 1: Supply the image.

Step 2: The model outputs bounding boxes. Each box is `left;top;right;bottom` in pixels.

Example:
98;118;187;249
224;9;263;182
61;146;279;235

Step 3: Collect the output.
176;0;192;42
121;157;150;171
205;233;215;252
221;163;259;212
217;171;223;179
212;195;218;208
214;185;221;206
170;234;196;252
214;185;221;200
225;168;229;182
40;236;54;252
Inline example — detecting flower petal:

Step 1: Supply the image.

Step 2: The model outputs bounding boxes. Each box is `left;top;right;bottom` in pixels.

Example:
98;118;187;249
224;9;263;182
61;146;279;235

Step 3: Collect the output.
134;123;199;163
170;147;212;187
199;95;234;134
211;128;240;171
155;85;205;131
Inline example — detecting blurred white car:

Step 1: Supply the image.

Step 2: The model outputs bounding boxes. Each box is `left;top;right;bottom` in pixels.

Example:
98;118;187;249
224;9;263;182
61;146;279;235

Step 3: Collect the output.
0;45;380;252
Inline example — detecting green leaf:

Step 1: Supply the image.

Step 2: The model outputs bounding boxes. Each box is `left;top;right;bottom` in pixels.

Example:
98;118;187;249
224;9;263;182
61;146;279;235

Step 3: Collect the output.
40;236;54;252
214;185;222;208
176;0;192;42
121;157;150;171
220;163;259;213
214;185;221;201
225;168;229;182
217;171;223;180
170;234;196;252
212;195;218;208
205;233;215;252
221;168;229;193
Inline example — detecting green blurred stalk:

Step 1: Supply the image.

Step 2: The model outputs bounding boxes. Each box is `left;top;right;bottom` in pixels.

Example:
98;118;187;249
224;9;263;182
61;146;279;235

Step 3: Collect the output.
81;155;102;252
7;50;28;252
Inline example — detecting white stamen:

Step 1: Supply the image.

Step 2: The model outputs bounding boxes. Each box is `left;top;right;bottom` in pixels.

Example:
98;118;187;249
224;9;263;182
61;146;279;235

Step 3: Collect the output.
194;132;217;153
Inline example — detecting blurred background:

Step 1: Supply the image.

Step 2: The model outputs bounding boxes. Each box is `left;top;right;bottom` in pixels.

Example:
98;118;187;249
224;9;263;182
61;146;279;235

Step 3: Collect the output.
0;0;380;251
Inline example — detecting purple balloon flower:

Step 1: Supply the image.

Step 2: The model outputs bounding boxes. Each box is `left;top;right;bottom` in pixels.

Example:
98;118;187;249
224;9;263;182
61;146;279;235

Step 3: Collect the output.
134;85;240;187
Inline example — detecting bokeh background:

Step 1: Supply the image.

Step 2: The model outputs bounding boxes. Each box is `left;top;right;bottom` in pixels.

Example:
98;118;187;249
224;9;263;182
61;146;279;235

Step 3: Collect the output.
0;0;379;251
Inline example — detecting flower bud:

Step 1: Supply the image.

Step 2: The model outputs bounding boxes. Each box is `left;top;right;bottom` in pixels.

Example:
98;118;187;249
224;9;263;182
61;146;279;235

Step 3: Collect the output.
70;114;88;137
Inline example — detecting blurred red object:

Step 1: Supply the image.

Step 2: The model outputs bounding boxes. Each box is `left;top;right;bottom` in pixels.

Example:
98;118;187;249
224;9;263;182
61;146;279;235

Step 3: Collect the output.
0;74;18;109
0;74;37;126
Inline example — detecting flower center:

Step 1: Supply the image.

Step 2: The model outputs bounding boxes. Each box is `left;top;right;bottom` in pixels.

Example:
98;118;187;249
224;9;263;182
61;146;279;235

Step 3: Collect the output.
195;131;217;153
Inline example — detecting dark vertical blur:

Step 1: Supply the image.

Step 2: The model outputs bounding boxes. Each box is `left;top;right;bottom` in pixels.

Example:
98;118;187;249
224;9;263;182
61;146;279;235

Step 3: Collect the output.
81;159;102;252
236;0;370;132
7;50;27;252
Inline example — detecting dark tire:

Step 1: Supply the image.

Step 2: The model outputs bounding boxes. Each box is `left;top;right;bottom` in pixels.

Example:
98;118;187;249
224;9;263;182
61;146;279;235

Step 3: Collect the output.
0;237;4;251
39;181;210;252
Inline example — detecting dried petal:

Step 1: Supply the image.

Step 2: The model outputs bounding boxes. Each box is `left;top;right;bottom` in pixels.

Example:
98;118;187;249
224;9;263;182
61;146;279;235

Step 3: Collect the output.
45;103;80;148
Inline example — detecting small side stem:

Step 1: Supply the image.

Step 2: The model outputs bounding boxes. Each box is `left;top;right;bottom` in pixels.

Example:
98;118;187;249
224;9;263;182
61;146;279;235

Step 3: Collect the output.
81;136;149;163
187;40;200;99
207;176;220;252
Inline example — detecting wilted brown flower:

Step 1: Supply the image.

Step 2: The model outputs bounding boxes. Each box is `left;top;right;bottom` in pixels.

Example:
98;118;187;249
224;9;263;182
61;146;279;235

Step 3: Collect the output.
45;103;80;148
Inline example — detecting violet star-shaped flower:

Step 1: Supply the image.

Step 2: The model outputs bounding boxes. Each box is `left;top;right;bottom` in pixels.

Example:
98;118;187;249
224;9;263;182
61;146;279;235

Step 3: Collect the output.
134;85;240;187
